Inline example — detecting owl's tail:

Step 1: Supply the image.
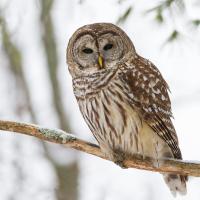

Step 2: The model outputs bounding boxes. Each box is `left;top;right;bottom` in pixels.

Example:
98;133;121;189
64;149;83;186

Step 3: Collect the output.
163;173;187;197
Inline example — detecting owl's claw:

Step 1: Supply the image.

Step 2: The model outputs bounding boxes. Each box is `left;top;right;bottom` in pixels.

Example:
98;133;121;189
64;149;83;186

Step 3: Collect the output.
113;150;127;169
114;159;127;169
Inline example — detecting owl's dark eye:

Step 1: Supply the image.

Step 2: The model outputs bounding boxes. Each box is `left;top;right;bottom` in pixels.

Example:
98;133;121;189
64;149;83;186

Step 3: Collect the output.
82;48;93;54
103;43;113;51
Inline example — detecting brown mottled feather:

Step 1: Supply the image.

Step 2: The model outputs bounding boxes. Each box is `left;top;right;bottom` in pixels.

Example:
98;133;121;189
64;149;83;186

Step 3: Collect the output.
119;54;181;159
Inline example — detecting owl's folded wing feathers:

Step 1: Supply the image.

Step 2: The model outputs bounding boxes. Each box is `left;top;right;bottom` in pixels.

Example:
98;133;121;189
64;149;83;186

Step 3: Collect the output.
119;54;182;159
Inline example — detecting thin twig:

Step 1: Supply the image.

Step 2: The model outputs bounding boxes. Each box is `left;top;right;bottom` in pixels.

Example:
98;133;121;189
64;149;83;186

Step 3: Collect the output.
0;120;199;176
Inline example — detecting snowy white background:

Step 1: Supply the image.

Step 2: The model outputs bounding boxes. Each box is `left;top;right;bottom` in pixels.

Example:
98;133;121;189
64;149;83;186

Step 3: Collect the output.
0;0;200;200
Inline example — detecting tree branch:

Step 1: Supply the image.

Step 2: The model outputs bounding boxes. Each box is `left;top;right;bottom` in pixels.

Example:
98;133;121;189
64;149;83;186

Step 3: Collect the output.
0;120;199;176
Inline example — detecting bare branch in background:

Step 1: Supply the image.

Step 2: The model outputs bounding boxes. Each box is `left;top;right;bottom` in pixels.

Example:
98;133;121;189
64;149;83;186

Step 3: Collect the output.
1;120;200;177
40;0;71;132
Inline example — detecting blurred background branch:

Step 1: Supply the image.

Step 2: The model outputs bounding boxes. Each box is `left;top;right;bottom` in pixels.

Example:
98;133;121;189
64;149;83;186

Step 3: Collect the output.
40;0;70;132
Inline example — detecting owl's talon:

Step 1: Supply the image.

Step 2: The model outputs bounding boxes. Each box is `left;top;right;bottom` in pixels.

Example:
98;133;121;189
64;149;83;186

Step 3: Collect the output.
114;160;127;169
113;151;127;169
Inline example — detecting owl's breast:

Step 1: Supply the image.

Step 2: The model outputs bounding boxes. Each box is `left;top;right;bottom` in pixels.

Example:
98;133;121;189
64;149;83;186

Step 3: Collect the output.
73;66;119;99
77;77;143;157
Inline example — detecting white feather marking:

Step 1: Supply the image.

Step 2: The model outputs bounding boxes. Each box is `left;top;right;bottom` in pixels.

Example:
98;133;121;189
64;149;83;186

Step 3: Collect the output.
149;80;156;88
143;76;148;81
161;95;166;101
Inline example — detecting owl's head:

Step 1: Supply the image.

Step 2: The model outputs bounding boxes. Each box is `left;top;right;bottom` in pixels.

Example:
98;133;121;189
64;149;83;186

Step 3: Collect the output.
67;23;135;78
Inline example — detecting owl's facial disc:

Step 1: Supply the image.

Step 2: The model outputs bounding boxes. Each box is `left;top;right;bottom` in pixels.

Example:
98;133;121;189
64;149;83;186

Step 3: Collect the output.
72;32;126;77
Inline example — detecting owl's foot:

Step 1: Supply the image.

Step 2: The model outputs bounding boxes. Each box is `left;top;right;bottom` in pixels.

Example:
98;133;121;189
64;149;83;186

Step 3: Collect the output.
114;159;127;169
112;150;127;169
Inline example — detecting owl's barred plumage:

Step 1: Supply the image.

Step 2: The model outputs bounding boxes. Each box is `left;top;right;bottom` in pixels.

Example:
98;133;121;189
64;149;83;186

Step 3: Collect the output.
67;23;187;196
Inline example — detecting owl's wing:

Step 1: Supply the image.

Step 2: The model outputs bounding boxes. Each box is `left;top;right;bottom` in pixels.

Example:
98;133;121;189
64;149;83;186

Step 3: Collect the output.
118;54;182;159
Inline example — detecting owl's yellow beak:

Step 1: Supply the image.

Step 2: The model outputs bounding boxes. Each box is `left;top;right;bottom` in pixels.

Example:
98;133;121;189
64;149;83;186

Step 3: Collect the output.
98;56;104;68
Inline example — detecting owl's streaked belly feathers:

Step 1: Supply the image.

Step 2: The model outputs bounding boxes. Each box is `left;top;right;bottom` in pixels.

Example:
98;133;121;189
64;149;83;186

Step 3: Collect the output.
74;72;167;160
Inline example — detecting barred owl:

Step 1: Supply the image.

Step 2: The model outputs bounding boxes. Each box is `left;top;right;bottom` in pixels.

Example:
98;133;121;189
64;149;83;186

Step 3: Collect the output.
66;23;187;196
